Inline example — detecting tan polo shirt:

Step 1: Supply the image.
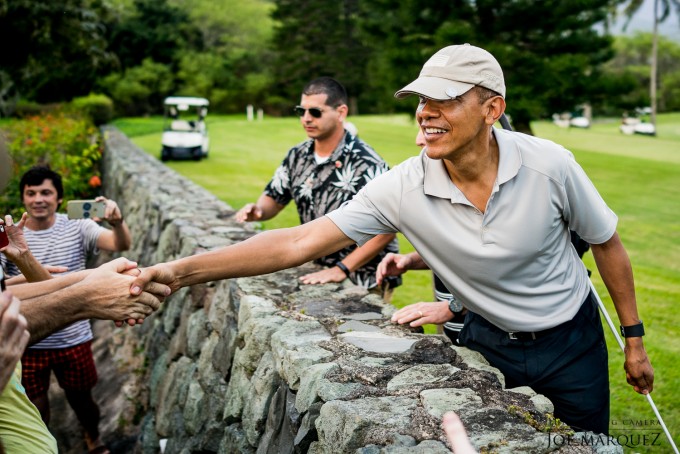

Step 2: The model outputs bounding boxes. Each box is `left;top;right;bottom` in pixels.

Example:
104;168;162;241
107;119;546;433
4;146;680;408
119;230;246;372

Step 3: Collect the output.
326;128;617;332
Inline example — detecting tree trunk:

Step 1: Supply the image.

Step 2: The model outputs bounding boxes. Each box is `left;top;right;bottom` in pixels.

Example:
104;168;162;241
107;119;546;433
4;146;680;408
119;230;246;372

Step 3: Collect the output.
651;0;659;128
512;120;534;136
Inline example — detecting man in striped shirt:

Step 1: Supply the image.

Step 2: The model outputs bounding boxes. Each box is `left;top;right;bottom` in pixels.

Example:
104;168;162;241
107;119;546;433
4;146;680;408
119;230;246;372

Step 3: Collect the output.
2;165;131;454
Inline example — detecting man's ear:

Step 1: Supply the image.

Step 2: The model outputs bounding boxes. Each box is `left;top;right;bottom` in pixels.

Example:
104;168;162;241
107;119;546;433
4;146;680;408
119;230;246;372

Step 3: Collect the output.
486;96;506;125
336;104;349;122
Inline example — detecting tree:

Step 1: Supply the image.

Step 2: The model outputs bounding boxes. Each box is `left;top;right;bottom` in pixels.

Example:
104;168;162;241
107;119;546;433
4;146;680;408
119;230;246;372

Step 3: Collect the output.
621;0;680;127
0;0;114;107
104;0;202;71
361;0;627;134
270;0;372;114
604;33;680;112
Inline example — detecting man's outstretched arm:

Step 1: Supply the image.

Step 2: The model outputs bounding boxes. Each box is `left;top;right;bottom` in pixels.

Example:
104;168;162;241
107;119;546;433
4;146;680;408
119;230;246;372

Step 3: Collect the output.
132;217;355;294
20;258;170;344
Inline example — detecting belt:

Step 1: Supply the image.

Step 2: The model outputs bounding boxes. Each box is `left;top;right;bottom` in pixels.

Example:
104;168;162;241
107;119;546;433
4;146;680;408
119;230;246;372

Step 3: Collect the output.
506;323;566;341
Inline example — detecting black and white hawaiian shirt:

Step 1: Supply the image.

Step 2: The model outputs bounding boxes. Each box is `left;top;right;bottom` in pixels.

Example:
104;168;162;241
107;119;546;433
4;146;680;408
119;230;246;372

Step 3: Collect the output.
264;131;401;289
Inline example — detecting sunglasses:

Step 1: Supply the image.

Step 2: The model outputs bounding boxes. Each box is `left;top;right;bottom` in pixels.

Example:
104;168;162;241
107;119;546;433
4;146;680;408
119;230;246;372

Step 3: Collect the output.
294;106;325;118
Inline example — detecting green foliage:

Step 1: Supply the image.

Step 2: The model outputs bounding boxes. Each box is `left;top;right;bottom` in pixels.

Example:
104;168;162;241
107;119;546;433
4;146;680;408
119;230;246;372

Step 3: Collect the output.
99;59;174;116
105;0;201;70
508;405;575;434
0;0;114;104
70;93;115;126
360;0;629;133
604;33;680;112
0;113;102;217
271;0;372;114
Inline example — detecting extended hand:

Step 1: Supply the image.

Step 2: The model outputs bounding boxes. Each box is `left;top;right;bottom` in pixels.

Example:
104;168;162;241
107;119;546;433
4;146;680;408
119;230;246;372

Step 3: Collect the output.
299;266;347;285
624;339;654;394
442;412;476;454
391;301;452;327
376;253;412;285
0;291;30;392
235;203;263;223
80;258;169;325
0;213;30;261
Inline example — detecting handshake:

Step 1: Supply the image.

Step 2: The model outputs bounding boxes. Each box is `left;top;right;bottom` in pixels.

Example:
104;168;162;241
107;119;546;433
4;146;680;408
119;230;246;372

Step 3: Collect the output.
4;258;172;344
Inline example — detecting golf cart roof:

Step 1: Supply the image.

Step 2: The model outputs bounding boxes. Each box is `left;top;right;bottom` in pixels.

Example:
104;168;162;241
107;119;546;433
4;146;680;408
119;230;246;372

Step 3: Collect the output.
164;97;209;108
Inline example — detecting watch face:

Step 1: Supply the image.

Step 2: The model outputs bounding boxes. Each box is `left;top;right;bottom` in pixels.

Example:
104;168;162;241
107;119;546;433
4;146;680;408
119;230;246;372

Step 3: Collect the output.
448;297;463;313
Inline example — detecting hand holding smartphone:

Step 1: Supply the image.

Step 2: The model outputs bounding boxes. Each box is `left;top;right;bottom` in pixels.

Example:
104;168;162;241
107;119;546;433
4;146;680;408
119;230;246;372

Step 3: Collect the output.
67;200;106;220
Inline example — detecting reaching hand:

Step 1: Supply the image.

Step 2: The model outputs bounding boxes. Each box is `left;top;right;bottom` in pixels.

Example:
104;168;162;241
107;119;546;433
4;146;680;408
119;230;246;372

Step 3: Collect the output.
376;253;413;285
299;266;347;285
0;213;30;262
0;290;30;392
235;203;263;223
442;412;477;454
78;258;170;326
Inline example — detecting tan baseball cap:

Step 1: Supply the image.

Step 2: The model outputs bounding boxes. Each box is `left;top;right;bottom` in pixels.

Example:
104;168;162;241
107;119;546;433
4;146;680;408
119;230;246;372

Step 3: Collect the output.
395;44;505;100
0;137;11;192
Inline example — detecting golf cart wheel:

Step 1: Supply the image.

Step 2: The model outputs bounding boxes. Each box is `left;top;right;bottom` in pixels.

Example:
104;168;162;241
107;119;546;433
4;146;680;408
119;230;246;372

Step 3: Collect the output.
161;148;171;161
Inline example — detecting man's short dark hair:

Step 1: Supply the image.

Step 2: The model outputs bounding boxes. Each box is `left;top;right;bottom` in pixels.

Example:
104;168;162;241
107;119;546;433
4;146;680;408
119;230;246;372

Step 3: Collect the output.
20;165;64;200
474;86;502;104
302;77;348;108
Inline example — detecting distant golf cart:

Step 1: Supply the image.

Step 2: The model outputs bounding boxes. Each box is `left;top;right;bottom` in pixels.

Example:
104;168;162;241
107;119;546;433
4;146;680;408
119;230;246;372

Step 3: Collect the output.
620;108;656;136
161;97;210;161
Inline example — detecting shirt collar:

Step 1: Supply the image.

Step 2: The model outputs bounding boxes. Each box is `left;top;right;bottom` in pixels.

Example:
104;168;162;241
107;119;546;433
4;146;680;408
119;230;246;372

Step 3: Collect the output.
422;128;522;201
305;131;351;164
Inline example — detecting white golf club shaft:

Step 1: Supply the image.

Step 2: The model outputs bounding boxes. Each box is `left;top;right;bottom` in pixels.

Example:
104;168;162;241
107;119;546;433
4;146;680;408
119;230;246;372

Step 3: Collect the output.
589;281;679;454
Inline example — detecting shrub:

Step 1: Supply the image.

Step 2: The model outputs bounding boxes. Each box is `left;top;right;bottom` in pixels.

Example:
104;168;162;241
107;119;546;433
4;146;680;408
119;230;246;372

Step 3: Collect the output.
70;93;115;126
0;113;102;218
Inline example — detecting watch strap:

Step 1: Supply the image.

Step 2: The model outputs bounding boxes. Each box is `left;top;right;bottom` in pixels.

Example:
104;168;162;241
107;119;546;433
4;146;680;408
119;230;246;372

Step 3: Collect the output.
335;261;351;278
620;321;645;338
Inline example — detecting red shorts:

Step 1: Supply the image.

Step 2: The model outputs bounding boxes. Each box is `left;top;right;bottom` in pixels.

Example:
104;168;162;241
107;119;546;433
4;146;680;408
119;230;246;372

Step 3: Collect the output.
21;341;98;399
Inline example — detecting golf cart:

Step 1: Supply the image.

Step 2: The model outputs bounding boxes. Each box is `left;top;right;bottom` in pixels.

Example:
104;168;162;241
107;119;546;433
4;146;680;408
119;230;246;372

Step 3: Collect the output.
161;97;210;161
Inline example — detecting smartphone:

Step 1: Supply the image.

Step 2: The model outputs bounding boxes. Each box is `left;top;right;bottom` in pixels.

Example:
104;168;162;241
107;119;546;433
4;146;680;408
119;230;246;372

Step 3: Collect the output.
67;200;106;220
0;225;8;249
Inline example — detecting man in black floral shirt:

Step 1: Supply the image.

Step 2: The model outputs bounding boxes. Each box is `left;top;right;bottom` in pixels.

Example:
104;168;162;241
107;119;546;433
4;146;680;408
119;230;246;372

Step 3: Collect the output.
236;77;400;295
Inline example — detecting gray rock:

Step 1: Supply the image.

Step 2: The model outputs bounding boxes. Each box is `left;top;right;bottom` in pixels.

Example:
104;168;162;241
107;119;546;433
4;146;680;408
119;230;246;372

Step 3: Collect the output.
387;364;460;391
345;312;384;321
295;363;339;413
316;396;418;452
337;320;383;333
420;388;482;419
452;345;506;387
339;332;418;354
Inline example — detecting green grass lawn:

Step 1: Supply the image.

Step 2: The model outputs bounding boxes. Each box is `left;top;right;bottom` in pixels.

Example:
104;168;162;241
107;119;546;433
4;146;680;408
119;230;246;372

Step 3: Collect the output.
114;112;680;451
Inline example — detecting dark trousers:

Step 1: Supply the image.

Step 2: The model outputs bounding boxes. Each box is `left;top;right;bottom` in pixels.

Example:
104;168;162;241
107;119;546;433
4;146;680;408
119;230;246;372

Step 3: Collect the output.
458;292;610;435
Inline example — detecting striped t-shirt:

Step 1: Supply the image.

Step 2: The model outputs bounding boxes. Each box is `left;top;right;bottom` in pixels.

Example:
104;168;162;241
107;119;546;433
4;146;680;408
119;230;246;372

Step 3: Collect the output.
1;213;105;349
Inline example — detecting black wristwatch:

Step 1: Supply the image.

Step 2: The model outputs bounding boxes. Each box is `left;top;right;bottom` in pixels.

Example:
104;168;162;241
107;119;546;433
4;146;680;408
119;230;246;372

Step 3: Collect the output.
620;321;645;338
448;297;463;314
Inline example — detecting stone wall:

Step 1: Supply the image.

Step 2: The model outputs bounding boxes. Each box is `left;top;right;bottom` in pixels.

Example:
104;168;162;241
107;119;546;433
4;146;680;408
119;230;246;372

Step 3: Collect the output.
99;128;605;454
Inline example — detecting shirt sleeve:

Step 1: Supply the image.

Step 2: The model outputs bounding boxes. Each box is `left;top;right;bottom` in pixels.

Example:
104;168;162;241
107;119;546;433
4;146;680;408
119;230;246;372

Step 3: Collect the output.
79;219;107;254
263;155;293;207
562;152;618;244
326;169;401;246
